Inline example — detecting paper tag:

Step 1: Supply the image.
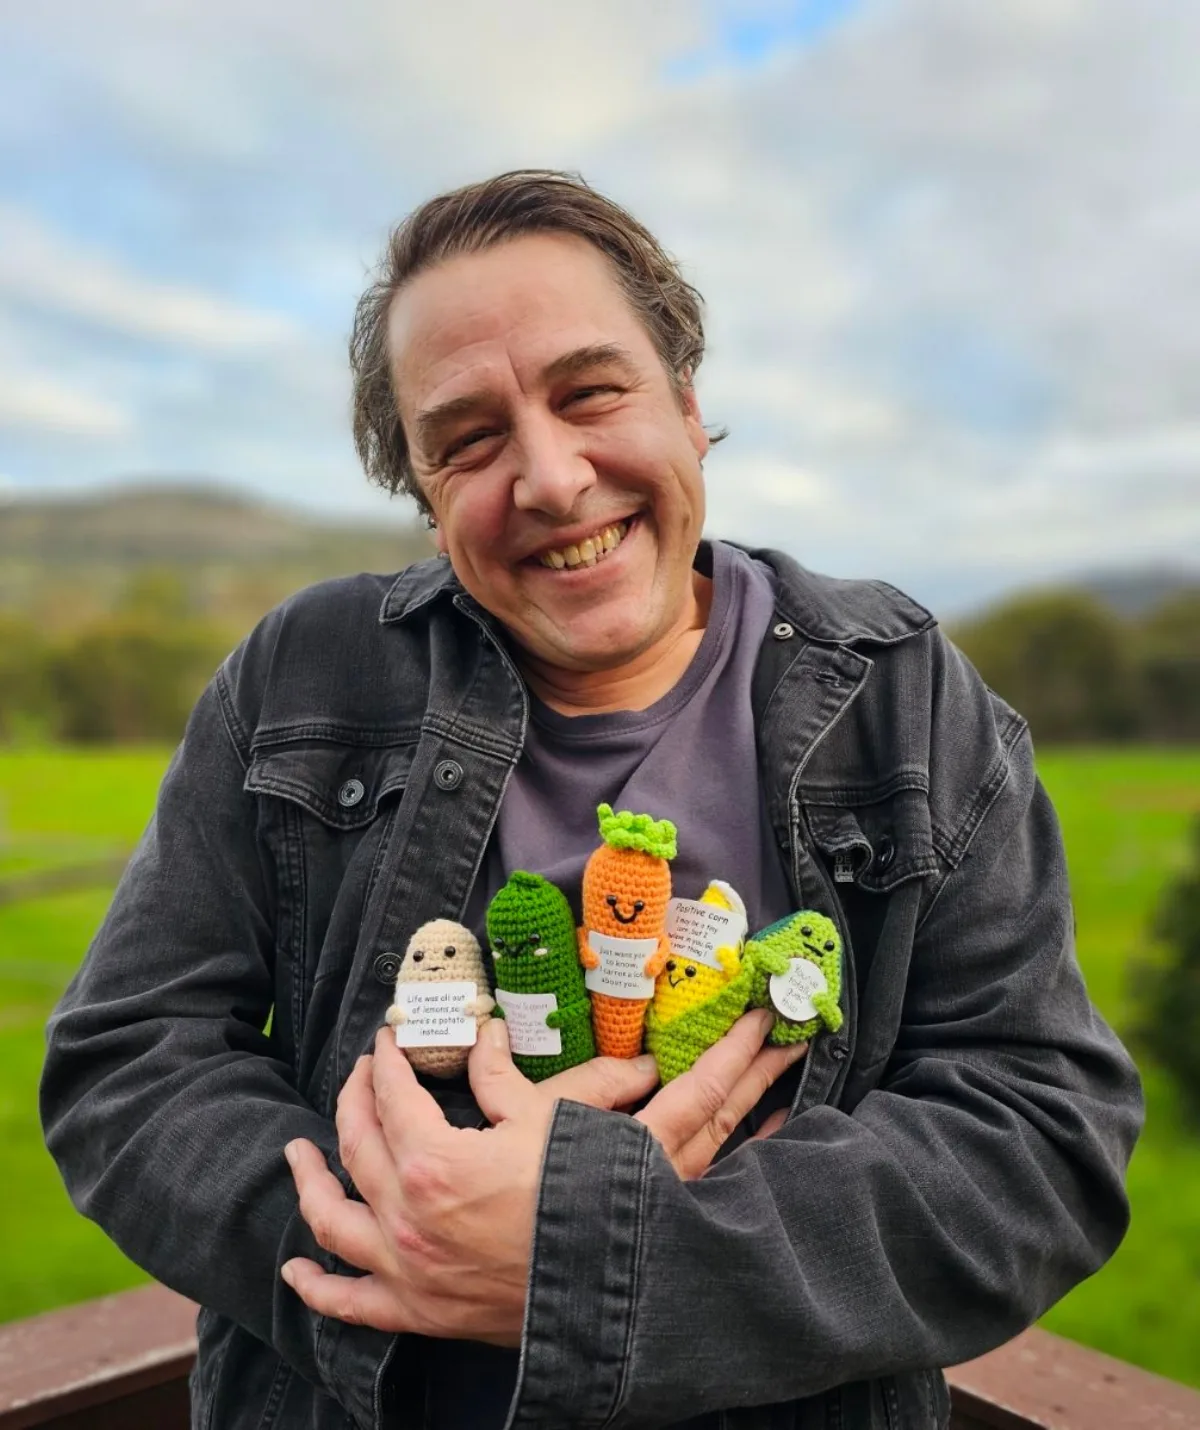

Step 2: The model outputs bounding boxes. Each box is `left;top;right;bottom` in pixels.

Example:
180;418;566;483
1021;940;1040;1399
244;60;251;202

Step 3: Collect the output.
666;898;748;972
495;989;562;1056
769;960;829;1023
585;931;657;999
391;981;478;1048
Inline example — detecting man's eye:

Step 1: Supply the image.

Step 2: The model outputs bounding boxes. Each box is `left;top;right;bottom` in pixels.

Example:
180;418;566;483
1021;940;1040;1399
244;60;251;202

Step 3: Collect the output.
444;429;498;461
566;385;616;406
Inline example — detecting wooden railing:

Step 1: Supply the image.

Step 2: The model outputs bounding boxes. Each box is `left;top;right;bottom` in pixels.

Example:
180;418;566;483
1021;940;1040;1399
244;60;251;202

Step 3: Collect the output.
0;1286;1197;1429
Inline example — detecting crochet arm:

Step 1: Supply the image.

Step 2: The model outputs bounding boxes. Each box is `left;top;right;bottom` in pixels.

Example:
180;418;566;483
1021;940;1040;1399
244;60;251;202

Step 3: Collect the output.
545;995;591;1031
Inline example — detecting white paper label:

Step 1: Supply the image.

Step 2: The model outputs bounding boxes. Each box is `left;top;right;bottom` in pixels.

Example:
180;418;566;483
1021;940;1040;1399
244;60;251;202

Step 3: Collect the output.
495;989;562;1056
666;898;747;972
391;981;479;1048
585;931;657;999
769;960;829;1022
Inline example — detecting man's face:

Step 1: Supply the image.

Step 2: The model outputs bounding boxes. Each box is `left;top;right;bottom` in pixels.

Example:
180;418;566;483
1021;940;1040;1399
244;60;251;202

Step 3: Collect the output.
387;232;709;674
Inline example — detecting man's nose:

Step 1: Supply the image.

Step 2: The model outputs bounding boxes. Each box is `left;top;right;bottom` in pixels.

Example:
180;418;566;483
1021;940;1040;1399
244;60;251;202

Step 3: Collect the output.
511;416;597;517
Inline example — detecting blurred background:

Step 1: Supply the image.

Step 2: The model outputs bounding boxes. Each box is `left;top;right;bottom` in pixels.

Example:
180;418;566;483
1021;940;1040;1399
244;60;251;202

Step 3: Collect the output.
1;0;1197;1393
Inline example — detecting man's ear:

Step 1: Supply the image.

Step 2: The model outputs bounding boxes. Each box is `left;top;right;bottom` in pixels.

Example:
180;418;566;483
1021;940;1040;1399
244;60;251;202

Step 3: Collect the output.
679;372;710;461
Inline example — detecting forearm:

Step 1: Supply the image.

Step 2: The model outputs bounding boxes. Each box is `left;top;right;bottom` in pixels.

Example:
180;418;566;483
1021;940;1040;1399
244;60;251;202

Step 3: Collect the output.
39;671;395;1426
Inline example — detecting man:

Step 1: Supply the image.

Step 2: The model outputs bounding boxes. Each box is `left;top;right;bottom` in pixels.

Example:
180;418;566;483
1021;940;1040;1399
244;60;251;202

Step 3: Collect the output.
41;171;1142;1430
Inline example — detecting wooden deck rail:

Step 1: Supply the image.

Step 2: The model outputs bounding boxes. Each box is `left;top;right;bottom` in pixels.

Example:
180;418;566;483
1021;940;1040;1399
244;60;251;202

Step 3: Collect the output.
0;1285;1196;1429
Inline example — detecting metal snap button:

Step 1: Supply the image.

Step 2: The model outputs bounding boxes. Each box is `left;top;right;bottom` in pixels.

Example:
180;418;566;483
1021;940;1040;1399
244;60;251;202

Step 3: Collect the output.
831;1045;848;1062
434;759;463;791
338;778;365;808
373;952;401;983
772;621;795;641
874;836;896;872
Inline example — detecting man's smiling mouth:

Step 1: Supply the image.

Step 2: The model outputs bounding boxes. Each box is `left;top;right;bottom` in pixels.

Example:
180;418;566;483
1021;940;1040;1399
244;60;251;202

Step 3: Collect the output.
536;519;630;571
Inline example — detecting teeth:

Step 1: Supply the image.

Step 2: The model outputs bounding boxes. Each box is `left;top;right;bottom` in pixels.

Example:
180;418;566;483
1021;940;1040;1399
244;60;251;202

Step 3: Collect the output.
538;520;629;570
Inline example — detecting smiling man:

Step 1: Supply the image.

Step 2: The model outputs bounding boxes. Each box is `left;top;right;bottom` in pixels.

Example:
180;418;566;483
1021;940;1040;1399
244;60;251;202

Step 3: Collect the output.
42;172;1142;1430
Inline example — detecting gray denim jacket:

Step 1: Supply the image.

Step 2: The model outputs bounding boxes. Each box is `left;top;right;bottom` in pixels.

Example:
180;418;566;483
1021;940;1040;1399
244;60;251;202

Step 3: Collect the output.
41;545;1143;1430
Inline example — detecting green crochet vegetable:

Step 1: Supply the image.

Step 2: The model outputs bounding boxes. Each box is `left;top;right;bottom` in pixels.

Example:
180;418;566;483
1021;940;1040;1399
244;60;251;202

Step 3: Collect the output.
486;871;595;1081
746;911;844;1045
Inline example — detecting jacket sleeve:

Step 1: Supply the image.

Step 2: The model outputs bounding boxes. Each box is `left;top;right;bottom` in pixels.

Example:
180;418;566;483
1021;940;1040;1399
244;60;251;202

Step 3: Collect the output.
504;684;1144;1427
39;659;395;1430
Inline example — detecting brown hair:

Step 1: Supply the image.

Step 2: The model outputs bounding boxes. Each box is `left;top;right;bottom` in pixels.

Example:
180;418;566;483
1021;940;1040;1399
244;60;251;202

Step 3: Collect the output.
349;169;721;511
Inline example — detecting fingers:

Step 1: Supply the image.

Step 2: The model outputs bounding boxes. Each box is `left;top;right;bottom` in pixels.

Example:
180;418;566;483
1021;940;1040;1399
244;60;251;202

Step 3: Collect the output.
371;1028;453;1159
750;1107;790;1141
673;1041;807;1179
333;1054;409;1215
280;1260;411;1333
540;1052;660;1111
284;1138;391;1272
468;1019;540;1125
635;1009;773;1153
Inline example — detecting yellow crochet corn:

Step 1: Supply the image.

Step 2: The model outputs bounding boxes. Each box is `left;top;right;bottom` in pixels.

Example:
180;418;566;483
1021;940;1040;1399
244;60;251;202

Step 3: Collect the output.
652;879;745;1023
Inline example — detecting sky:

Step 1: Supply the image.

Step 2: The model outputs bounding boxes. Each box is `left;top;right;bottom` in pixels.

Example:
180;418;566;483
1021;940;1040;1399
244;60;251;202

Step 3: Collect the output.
1;0;1198;614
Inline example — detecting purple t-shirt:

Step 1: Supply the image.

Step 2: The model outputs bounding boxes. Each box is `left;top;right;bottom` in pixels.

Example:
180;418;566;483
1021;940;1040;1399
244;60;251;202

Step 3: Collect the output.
463;540;795;941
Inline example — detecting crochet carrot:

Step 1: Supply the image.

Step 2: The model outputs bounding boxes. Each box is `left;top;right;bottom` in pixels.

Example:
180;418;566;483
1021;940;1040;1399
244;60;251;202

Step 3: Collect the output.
578;802;676;1059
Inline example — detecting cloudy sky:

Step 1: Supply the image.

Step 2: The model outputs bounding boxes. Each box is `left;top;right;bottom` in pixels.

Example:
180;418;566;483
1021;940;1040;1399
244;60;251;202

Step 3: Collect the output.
1;0;1197;612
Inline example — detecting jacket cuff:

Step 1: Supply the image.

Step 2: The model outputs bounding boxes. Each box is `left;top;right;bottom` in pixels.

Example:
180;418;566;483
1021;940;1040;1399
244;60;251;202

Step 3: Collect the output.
506;1100;651;1429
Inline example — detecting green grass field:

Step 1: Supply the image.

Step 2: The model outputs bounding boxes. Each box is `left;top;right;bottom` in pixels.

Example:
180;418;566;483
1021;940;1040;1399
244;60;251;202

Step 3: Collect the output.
2;745;1199;1386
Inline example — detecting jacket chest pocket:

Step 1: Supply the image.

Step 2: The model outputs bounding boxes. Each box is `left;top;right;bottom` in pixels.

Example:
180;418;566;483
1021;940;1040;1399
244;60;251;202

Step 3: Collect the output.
799;784;940;1103
244;738;416;1058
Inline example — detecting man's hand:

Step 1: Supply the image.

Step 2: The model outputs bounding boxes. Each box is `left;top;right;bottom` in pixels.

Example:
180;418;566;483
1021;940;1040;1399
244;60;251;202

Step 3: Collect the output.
281;1011;805;1338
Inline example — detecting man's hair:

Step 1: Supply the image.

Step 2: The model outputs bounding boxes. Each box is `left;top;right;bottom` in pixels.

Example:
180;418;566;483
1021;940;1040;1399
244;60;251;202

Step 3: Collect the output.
349;169;718;510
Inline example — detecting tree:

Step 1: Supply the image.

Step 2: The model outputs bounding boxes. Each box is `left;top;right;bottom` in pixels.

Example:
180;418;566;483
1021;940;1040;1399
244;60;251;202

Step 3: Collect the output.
953;591;1139;743
1132;817;1200;1124
1136;589;1200;742
0;614;54;740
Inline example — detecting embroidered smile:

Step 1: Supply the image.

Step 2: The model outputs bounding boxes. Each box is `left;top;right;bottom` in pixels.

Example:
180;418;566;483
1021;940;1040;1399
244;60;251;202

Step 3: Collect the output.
536;520;629;570
606;894;644;924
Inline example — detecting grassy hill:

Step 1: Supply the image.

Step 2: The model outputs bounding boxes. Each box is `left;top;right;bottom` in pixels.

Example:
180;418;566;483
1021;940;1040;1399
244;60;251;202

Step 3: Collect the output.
0;484;430;633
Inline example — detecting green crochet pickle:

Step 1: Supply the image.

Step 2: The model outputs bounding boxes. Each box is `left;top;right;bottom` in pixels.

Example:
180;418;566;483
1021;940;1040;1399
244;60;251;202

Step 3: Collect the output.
746;910;845;1045
486;871;596;1081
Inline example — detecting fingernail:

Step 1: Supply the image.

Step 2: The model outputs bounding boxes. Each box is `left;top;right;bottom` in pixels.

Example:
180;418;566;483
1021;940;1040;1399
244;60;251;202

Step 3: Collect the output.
280;1261;296;1288
633;1054;657;1073
757;1008;775;1032
283;1142;297;1168
486;1018;508;1046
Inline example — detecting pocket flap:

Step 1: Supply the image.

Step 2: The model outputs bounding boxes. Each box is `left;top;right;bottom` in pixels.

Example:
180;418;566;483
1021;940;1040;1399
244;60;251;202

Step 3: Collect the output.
245;741;415;829
804;788;939;892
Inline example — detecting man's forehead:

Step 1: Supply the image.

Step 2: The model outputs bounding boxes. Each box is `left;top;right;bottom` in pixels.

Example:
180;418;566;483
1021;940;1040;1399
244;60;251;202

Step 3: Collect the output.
385;233;654;404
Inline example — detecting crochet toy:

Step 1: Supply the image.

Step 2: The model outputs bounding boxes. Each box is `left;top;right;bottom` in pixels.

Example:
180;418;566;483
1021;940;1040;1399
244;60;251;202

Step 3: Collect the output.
644;879;754;1083
486;870;596;1081
747;910;844;1045
578;802;676;1059
383;918;495;1077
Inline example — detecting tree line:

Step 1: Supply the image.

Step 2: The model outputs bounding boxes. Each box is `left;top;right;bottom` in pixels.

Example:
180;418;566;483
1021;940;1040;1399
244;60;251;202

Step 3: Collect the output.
0;574;1197;745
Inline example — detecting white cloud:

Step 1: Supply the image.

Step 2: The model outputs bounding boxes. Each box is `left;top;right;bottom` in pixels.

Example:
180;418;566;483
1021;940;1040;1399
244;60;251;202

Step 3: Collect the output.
0;207;295;349
0;367;132;438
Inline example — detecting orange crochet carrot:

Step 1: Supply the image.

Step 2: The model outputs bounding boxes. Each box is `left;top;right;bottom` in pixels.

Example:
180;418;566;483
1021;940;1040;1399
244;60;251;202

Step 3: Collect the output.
578;803;677;1059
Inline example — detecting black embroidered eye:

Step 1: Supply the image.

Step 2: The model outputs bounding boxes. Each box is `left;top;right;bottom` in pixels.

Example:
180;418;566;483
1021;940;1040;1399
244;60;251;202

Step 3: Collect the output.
634;900;645;911
824;941;835;952
412;951;424;962
444;946;456;957
801;926;813;938
606;894;618;906
493;938;506;951
531;933;540;944
666;960;676;973
685;966;696;978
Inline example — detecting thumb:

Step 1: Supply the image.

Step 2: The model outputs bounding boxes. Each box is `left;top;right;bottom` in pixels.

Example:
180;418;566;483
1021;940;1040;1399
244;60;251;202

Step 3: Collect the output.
540;1052;660;1111
467;1017;538;1125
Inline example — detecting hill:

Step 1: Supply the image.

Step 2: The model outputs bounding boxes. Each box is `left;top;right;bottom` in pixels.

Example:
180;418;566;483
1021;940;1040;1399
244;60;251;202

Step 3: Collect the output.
0;484;431;632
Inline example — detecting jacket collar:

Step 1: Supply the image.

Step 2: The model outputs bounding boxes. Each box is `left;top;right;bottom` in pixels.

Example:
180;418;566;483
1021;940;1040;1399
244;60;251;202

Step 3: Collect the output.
378;541;935;647
378;556;462;624
744;545;935;646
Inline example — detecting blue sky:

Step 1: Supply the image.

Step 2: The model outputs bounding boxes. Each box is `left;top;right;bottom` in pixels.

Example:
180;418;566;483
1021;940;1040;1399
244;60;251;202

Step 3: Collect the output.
1;0;1197;614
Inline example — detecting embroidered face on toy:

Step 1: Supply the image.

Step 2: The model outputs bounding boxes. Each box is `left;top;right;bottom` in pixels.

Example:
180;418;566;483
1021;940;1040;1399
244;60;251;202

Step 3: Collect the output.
653;953;734;1022
581;803;676;936
794;912;841;964
487;870;584;1001
397;918;488;985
